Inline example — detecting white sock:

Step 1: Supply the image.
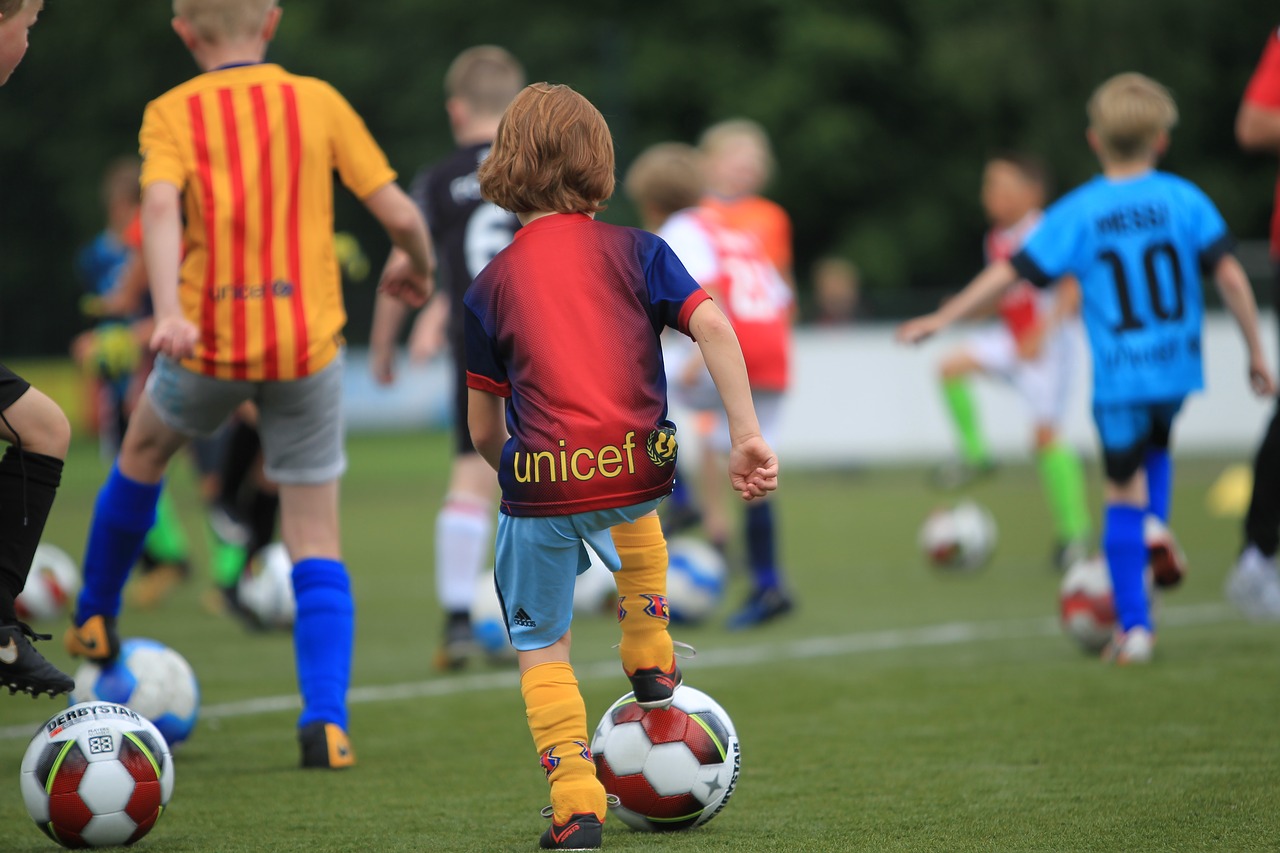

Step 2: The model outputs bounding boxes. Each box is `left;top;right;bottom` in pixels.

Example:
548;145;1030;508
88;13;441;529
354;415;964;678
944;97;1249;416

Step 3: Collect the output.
435;493;493;614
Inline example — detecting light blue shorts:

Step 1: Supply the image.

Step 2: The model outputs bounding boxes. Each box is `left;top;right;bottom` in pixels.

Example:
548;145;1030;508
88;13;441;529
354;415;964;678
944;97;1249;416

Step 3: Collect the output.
494;498;663;651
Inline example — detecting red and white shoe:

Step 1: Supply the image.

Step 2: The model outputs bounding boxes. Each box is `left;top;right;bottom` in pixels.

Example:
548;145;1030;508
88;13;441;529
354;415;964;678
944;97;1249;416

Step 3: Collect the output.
1144;516;1186;589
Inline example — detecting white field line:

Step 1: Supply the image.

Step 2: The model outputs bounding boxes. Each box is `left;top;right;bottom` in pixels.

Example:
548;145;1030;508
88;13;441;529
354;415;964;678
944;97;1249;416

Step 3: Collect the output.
0;603;1235;741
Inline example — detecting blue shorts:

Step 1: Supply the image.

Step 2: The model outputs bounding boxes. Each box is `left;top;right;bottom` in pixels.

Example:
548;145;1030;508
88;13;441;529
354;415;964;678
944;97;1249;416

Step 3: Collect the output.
494;498;664;651
1092;399;1183;483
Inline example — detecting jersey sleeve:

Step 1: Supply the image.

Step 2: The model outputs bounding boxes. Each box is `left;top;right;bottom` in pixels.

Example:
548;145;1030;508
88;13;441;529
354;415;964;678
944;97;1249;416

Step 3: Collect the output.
322;84;398;200
1010;198;1086;288
1244;28;1280;109
138;101;187;191
644;237;712;337
1188;187;1235;273
463;295;510;397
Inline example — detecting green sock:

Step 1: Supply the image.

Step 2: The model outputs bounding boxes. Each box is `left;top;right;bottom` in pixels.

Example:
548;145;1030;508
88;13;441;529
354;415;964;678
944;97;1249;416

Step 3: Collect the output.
941;377;989;465
143;489;189;564
207;529;247;589
1037;443;1091;542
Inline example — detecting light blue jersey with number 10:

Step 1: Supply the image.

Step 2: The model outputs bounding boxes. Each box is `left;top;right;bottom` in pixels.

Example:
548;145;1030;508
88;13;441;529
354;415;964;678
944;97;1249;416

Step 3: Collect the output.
1011;170;1233;405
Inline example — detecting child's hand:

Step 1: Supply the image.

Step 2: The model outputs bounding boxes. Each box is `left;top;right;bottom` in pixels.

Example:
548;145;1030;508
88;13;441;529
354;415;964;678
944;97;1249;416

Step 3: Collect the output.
150;316;198;360
1250;354;1276;397
378;251;433;309
728;435;778;501
897;314;944;345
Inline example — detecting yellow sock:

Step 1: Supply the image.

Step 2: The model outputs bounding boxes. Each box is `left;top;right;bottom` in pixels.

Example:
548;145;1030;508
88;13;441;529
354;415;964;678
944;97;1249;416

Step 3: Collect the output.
611;516;675;675
521;661;606;822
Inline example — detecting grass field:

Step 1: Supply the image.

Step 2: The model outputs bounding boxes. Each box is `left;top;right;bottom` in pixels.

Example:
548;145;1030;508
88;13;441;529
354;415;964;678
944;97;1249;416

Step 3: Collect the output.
1;431;1278;852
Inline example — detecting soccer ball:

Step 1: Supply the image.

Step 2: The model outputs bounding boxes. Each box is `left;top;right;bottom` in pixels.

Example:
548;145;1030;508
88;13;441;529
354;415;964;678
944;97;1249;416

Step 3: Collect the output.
20;701;174;848
919;500;997;570
1059;557;1116;653
592;685;740;832
470;571;514;658
236;542;296;629
666;537;727;623
71;638;200;748
17;543;80;622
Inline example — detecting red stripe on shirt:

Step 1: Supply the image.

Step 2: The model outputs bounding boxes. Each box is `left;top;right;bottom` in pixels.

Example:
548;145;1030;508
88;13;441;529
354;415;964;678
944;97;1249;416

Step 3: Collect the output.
188;94;219;374
282;83;309;376
218;88;249;380
250;85;279;380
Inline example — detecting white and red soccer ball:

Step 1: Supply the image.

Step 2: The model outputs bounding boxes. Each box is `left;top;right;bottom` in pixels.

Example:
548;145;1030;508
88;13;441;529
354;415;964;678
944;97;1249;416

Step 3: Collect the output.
919;500;997;571
592;685;739;832
1059;556;1116;653
20;701;174;848
17;544;80;622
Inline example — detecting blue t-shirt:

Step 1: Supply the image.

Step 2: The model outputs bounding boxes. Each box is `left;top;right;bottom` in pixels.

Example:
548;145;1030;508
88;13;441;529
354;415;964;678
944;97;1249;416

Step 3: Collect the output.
1011;170;1234;405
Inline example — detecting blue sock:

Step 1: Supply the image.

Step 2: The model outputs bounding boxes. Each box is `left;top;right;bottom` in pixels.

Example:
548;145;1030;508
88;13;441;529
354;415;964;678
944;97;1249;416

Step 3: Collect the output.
1104;504;1150;632
669;475;693;512
1144;448;1172;523
76;465;162;622
745;502;779;591
292;558;354;730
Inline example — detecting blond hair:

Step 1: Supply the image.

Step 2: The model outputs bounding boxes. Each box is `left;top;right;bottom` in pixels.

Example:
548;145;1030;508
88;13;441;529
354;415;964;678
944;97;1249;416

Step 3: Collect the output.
445;46;525;117
0;0;31;17
478;83;615;216
624;143;704;219
1087;73;1178;163
172;0;276;44
699;118;776;180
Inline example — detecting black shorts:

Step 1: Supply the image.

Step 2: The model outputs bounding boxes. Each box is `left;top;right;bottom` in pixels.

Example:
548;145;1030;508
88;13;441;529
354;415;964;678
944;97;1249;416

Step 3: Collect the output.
0;363;31;413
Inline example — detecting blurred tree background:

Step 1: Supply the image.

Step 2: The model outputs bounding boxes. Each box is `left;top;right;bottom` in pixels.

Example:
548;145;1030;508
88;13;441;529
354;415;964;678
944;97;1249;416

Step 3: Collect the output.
2;0;1278;354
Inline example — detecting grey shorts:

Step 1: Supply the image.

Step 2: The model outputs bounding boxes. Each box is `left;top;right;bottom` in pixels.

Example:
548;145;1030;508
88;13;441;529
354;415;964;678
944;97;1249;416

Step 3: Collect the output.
145;353;346;485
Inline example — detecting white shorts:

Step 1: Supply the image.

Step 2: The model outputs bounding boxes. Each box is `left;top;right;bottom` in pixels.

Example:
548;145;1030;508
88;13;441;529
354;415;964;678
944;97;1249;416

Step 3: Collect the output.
965;323;1078;427
144;352;347;485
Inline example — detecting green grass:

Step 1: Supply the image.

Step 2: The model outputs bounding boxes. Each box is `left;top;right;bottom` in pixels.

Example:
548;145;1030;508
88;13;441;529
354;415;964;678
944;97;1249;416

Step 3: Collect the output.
1;433;1279;852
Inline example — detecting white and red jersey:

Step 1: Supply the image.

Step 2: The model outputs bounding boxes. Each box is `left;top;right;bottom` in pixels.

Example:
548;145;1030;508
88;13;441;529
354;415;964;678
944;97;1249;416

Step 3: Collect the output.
659;208;792;391
985;210;1051;345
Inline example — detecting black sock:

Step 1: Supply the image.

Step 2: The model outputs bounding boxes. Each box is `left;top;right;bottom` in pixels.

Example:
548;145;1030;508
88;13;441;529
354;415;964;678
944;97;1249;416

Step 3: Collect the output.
242;488;280;564
218;421;261;510
1245;402;1280;558
0;447;63;623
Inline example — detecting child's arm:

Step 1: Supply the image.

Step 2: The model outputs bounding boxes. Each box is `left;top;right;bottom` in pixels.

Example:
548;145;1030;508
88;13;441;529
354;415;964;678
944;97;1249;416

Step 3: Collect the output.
363;184;435;308
1213;254;1277;396
687;300;779;500
368;289;409;385
897;260;1020;345
140;182;198;359
467;388;507;471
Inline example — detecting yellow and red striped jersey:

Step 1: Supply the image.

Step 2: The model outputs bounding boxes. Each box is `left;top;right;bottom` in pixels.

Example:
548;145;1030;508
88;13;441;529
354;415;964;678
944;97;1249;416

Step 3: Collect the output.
139;63;396;381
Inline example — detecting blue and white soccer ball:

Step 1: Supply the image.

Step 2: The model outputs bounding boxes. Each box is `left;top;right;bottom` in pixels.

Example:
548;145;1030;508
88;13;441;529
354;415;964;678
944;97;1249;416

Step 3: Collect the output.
666;536;727;624
470;571;514;658
71;638;200;748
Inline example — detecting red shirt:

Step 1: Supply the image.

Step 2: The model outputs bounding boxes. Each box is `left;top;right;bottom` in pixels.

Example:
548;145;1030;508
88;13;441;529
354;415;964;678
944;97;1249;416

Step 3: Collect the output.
1243;27;1280;258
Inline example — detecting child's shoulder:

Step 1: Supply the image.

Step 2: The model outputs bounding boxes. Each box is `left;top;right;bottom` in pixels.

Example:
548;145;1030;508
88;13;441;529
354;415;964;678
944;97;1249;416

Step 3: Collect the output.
148;64;341;109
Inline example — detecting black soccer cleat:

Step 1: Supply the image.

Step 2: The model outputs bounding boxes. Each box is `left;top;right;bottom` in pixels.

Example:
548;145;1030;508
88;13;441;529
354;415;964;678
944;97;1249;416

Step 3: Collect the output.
627;660;682;710
299;721;356;769
726;586;794;630
540;812;602;850
433;611;476;672
0;621;75;698
64;613;121;663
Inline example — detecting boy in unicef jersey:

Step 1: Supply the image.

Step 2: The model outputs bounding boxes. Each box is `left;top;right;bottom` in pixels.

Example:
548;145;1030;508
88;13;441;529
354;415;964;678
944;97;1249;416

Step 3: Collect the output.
64;0;434;766
466;83;777;848
900;73;1274;664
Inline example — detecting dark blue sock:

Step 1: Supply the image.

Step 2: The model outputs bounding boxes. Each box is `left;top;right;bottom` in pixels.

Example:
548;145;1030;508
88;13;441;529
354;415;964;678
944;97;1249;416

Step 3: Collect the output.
1104;504;1150;632
669;475;693;511
745;501;779;591
76;465;162;622
1145;448;1172;523
292;558;354;730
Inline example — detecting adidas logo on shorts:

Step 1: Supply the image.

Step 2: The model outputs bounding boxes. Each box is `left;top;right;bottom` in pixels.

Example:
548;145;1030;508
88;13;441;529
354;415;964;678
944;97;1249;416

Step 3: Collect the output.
513;607;537;628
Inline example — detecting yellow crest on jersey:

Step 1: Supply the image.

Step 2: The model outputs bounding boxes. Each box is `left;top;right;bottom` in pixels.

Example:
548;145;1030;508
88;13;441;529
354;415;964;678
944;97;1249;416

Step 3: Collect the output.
646;426;678;467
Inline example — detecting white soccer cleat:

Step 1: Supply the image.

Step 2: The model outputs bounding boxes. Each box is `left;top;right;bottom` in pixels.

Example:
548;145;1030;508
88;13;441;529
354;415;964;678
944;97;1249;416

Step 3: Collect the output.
1144;516;1186;589
1102;626;1155;666
1225;546;1280;622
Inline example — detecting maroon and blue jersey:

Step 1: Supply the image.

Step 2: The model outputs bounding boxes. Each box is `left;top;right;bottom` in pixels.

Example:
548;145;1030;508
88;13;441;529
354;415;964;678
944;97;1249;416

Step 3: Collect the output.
464;212;711;517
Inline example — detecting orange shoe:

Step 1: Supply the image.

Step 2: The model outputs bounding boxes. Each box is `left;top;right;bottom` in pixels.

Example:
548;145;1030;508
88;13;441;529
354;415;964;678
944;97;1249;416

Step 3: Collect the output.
63;614;120;662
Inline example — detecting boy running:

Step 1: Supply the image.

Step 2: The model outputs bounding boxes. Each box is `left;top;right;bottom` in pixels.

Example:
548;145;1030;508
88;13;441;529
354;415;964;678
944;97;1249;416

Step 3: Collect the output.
64;0;434;766
900;73;1273;664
